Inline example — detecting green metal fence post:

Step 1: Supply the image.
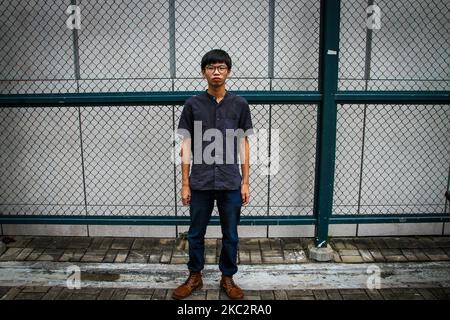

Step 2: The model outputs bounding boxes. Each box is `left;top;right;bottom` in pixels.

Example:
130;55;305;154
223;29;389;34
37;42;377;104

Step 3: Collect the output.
314;0;340;248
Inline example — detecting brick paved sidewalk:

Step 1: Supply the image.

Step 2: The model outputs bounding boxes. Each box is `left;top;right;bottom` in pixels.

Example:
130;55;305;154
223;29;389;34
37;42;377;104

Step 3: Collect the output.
1;235;449;300
1;235;449;264
1;285;449;300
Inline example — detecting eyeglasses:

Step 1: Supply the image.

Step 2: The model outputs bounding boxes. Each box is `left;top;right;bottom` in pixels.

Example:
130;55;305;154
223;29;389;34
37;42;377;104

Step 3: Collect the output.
205;65;228;73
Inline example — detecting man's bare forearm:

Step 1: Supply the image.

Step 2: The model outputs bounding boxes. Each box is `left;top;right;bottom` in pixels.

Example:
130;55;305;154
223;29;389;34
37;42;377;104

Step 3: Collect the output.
182;164;190;186
181;138;191;186
240;136;250;185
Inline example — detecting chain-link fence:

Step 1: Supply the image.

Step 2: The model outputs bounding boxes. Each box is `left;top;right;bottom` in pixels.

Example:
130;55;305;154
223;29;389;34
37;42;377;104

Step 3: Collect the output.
0;0;320;93
339;0;448;91
334;104;449;215
335;0;449;218
0;0;449;230
0;103;317;218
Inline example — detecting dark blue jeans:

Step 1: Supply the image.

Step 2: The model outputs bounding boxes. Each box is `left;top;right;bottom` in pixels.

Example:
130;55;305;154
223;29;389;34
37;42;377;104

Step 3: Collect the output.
187;188;242;276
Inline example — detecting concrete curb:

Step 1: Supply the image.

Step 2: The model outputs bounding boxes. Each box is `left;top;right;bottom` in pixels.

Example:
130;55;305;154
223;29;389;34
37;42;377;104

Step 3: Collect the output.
1;261;449;290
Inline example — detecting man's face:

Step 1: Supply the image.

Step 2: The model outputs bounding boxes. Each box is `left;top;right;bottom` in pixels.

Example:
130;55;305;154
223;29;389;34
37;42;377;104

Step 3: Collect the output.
202;63;231;87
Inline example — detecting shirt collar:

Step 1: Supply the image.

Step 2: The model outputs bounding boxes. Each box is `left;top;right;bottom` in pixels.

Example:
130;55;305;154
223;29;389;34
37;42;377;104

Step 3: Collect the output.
205;90;228;102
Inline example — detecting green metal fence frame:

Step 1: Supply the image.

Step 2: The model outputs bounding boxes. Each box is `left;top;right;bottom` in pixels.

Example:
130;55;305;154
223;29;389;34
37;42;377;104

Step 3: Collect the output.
0;0;449;247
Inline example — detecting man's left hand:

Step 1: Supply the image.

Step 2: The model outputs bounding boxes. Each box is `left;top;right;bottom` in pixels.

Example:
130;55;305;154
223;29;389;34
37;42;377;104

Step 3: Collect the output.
241;183;250;206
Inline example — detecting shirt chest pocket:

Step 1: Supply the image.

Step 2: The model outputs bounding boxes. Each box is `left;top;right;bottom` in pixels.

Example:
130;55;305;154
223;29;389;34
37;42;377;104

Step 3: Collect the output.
219;114;238;132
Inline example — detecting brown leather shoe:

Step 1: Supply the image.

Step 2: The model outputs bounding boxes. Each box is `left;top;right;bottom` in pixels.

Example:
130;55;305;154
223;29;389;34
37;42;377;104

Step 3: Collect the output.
220;275;244;300
172;271;203;299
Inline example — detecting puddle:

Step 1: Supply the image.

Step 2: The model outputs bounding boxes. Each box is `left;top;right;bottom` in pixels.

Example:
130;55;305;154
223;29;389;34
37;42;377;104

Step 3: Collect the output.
81;272;120;282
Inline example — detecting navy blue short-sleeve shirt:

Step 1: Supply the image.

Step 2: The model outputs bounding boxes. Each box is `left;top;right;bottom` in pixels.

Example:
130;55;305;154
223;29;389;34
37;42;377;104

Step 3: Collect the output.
177;91;254;190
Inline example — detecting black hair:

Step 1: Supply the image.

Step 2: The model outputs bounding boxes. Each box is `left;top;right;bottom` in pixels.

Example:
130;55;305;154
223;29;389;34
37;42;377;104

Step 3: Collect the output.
201;49;232;70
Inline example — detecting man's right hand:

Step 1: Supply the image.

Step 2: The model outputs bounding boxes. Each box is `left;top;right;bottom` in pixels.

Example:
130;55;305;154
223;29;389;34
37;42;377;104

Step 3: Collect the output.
181;185;191;206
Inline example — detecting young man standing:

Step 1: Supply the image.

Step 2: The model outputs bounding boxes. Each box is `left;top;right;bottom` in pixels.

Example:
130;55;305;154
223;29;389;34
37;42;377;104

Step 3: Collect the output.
173;49;253;300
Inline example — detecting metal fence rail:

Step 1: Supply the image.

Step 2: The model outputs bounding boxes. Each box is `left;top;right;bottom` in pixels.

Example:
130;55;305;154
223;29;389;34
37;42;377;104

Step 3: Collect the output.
0;0;449;246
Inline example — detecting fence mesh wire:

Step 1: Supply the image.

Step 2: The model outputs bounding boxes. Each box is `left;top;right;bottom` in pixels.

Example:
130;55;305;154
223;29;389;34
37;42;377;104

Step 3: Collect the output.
0;107;84;215
0;0;321;93
339;0;449;91
334;104;449;215
0;104;317;217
